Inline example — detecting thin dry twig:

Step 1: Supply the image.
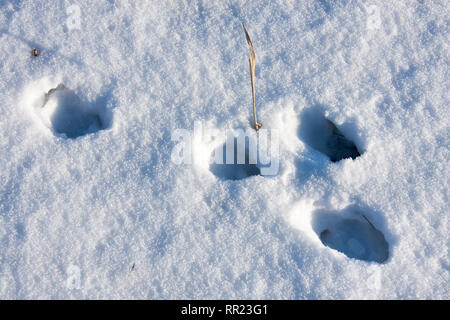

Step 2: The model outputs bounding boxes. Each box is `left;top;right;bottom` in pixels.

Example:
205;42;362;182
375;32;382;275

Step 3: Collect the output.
362;214;376;230
242;22;262;131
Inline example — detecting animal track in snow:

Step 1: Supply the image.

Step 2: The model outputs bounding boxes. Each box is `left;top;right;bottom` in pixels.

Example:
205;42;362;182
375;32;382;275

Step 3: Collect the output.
312;207;389;263
38;84;111;138
209;136;261;181
298;106;361;162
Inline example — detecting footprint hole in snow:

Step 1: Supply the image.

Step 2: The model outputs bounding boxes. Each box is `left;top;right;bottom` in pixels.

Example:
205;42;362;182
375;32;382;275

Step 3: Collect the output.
209;135;261;181
313;208;389;263
38;84;112;139
298;106;361;162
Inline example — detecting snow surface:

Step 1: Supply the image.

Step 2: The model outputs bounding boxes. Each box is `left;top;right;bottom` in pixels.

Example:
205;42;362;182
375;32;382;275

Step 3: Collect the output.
0;0;449;299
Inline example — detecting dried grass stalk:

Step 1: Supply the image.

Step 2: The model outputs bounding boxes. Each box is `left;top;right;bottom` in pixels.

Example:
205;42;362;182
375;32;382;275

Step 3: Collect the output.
242;22;262;131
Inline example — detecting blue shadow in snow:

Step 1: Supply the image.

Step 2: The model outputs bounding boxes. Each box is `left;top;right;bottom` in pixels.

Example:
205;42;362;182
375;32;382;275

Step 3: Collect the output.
312;205;390;263
298;105;361;162
210;136;261;181
43;84;113;139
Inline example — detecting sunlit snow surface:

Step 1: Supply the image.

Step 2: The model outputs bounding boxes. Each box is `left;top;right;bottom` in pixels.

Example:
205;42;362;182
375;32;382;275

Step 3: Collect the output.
0;0;448;299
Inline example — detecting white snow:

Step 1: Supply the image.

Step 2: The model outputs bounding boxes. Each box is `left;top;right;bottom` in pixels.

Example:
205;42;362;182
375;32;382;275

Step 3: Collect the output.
0;0;448;299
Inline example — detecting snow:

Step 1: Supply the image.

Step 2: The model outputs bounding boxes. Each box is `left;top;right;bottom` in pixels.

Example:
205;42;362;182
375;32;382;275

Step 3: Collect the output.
34;83;111;138
0;0;449;299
